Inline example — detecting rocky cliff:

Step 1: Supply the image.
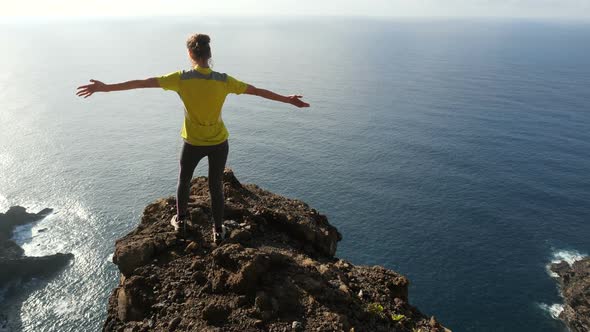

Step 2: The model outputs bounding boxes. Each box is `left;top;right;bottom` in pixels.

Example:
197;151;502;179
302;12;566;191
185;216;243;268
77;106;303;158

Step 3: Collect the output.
550;257;590;332
103;169;449;332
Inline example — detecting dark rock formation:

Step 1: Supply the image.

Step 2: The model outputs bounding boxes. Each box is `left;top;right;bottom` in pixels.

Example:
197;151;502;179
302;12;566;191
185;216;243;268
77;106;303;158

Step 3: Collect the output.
550;257;590;332
104;169;450;332
0;206;74;285
0;206;53;240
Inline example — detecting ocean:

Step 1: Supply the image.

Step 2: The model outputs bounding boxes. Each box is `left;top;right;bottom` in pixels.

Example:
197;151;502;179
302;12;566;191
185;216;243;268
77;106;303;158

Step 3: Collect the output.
0;17;589;332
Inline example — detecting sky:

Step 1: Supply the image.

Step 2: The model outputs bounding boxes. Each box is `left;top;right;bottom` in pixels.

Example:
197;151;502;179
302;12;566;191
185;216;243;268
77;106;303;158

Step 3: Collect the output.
1;0;590;19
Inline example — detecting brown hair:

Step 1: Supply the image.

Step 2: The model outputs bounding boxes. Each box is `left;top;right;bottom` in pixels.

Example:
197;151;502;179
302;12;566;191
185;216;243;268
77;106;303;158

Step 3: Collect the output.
186;34;211;61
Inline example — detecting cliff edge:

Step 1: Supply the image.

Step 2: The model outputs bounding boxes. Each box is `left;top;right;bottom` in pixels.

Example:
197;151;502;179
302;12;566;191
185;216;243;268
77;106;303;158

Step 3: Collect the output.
103;169;449;332
551;257;590;332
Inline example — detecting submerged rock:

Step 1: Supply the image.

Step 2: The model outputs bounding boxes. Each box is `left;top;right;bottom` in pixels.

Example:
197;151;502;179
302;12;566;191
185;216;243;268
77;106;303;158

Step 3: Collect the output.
550;257;590;332
103;169;450;332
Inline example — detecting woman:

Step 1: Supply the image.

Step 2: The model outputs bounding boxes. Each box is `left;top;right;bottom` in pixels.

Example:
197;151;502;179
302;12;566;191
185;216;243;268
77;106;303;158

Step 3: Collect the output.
76;33;309;244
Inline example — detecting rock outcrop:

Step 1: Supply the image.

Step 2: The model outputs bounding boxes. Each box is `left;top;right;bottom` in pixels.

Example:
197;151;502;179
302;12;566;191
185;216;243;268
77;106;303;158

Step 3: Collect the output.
0;206;74;285
0;206;52;239
550;257;590;332
104;169;449;332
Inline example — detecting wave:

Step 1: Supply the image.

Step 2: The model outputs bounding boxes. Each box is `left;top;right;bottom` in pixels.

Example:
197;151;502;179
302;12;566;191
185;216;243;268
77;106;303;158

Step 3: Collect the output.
63;199;91;222
546;248;587;278
9;196;93;250
537;303;564;320
53;297;84;319
538;248;588;321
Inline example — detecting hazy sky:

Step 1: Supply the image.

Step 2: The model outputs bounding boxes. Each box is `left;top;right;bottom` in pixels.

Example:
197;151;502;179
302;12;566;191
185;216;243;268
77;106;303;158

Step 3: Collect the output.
2;0;590;19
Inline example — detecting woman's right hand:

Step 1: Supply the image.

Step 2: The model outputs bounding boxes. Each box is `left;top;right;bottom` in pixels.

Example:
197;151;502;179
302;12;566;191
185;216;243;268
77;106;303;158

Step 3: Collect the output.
76;79;108;98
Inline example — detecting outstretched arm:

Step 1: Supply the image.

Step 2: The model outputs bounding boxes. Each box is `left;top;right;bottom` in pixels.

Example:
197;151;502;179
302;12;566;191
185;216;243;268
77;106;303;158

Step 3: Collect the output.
76;78;160;98
244;85;309;108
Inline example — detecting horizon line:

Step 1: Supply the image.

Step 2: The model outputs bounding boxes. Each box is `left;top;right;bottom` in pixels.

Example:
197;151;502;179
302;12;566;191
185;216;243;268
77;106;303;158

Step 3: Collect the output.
2;14;590;23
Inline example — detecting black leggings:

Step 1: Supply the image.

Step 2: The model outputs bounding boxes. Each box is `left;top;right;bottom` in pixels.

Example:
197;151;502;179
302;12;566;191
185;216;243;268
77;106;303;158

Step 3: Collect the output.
176;140;228;229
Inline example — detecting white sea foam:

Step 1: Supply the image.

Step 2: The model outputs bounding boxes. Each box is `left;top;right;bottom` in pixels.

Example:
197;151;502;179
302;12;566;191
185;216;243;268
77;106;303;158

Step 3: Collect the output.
551;249;587;265
53;299;73;315
64;199;91;221
538;249;587;321
10;195;94;257
0;194;9;212
538;303;564;320
546;249;587;278
11;212;55;249
53;297;83;320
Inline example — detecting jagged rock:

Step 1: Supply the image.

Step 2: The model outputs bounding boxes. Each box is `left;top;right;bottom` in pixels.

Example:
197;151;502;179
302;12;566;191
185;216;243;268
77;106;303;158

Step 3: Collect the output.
0;206;73;285
103;169;448;332
202;303;230;325
0;253;74;284
551;257;590;332
0;206;53;239
228;228;252;243
116;276;155;322
168;317;181;330
113;230;177;277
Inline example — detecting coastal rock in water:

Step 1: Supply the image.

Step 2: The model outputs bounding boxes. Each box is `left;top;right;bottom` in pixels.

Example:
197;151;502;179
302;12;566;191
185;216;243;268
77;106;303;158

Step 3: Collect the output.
0;206;73;285
0;205;53;239
550;257;590;332
0;253;74;285
103;168;450;332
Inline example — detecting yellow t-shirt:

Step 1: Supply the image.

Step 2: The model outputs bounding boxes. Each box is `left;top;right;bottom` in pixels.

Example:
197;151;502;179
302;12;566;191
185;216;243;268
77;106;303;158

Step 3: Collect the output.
157;66;248;146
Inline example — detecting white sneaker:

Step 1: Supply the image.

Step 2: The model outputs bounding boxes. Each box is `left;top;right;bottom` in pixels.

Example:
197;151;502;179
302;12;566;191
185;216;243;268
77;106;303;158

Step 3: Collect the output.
213;225;228;245
170;215;188;237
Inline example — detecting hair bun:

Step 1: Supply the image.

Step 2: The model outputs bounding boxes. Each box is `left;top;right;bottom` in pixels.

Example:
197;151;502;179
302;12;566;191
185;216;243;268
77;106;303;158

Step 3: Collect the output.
196;34;210;46
187;33;212;61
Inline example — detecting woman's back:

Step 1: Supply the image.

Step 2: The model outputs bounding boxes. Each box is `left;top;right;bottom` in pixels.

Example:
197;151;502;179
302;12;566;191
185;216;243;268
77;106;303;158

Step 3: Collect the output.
158;66;248;146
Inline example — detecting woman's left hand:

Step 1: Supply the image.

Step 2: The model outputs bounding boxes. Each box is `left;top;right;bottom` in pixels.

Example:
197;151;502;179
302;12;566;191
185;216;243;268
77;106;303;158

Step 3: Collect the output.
287;95;310;108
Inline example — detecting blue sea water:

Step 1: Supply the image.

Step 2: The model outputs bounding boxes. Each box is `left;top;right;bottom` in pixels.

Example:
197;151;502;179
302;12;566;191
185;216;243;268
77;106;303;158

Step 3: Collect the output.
1;17;589;332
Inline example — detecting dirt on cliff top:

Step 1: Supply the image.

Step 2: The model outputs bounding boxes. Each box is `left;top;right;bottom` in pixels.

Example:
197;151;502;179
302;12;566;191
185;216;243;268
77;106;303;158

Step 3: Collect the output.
103;169;449;332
